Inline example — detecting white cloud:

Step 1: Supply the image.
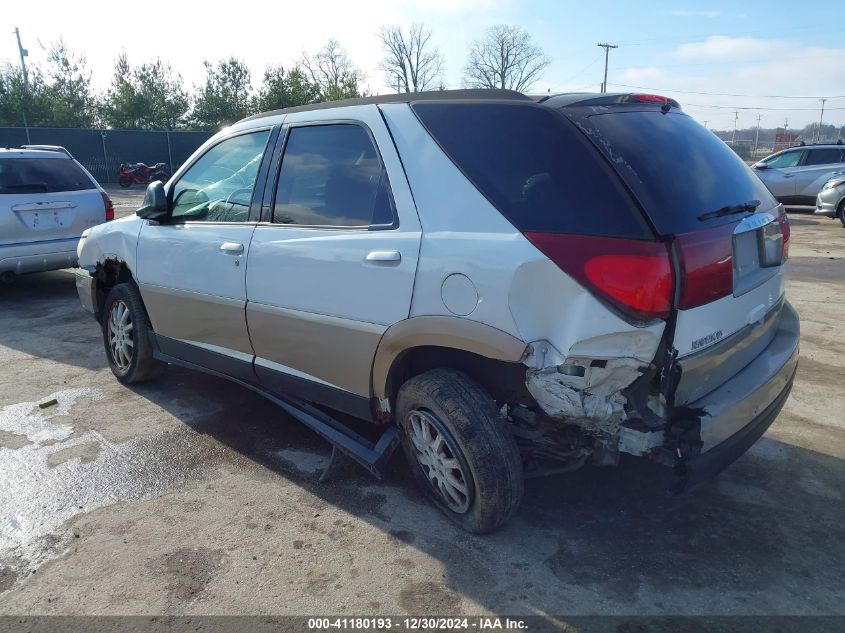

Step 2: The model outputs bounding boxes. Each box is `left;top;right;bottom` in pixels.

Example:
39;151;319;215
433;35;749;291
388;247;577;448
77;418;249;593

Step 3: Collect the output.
670;10;722;18
621;66;667;84
675;36;781;60
614;38;845;129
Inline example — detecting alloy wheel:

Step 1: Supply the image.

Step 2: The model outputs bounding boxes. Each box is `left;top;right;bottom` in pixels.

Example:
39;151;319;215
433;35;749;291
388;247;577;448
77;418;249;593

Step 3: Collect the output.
107;300;134;372
406;409;473;513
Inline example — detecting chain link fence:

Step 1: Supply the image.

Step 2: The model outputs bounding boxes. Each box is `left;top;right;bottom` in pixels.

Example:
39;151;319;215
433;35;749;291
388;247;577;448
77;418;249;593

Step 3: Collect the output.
0;127;214;185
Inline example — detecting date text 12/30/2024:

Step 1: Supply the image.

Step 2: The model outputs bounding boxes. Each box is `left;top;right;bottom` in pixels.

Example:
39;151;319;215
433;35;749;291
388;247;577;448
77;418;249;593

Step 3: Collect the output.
308;618;528;630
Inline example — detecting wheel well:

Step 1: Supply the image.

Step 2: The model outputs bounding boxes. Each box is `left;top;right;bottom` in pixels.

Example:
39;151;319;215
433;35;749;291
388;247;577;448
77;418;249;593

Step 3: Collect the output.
384;346;533;407
94;259;134;319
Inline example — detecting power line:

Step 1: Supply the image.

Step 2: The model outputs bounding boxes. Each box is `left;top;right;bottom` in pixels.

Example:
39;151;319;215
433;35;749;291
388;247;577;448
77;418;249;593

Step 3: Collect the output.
616;23;845;47
596;43;618;93
13;27;31;144
684;102;845;112
556;53;603;85
817;98;827;142
607;82;845;100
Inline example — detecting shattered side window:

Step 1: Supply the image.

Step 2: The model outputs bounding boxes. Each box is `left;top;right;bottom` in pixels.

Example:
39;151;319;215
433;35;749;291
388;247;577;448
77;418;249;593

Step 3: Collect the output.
170;130;271;223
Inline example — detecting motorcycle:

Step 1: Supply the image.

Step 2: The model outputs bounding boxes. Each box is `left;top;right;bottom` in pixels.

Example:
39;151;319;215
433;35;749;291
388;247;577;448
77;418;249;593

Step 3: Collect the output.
118;162;170;188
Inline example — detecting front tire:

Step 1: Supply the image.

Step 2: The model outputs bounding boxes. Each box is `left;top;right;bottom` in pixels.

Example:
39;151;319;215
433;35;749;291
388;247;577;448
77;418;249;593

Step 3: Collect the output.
396;369;524;534
102;283;165;383
838;199;845;228
118;176;133;188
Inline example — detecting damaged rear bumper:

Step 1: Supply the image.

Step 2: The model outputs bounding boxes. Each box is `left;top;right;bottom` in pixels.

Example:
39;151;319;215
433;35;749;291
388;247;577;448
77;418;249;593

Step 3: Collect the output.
670;300;800;488
680;363;795;489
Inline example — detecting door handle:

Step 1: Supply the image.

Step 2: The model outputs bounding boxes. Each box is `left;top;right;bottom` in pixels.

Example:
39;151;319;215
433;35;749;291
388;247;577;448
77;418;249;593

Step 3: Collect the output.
365;250;401;263
783;174;794;178
220;242;244;254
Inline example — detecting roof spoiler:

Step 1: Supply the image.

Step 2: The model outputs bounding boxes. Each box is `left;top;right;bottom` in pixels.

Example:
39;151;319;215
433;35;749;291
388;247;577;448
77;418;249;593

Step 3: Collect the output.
20;144;74;158
541;92;682;110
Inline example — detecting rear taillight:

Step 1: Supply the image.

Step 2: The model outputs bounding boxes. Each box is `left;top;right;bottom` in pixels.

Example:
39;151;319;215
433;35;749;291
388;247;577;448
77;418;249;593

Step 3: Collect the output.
524;232;674;321
778;206;790;262
102;192;114;221
677;223;735;310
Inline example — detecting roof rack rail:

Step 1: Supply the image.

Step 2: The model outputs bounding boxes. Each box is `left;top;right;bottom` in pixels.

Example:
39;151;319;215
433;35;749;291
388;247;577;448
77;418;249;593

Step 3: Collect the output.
20;144;74;158
242;88;530;122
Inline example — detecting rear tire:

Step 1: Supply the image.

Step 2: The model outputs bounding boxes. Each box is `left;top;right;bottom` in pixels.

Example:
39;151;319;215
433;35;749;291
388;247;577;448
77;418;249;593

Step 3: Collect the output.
118;176;132;188
102;283;165;384
396;369;524;534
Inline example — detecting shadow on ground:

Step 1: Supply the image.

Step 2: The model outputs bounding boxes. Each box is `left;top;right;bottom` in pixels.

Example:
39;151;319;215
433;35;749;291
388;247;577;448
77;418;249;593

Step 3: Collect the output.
3;271;845;614
123;359;845;614
0;271;104;372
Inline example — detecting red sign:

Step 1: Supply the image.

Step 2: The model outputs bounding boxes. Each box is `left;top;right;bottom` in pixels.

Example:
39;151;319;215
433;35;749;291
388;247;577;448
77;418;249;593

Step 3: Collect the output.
775;133;799;143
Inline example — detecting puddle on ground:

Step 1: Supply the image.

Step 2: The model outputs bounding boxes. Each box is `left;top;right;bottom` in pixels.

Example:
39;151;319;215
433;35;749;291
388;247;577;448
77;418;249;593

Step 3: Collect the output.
0;387;234;593
270;447;329;476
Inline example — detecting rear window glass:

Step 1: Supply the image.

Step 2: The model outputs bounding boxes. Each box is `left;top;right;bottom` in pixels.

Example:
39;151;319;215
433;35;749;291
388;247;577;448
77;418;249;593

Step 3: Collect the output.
412;102;651;238
0;158;95;194
804;148;844;166
568;110;778;234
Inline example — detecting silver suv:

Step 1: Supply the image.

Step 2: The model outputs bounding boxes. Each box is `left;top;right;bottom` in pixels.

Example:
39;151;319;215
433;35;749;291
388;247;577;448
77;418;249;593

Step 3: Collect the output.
0;145;113;282
75;90;799;533
753;143;845;205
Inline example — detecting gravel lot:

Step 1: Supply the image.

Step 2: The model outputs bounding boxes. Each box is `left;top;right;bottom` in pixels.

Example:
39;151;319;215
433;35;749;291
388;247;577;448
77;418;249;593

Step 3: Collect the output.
0;196;843;617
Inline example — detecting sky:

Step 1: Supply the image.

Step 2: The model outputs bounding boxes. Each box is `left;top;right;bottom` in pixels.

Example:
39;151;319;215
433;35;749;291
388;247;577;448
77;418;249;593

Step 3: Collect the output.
3;0;844;133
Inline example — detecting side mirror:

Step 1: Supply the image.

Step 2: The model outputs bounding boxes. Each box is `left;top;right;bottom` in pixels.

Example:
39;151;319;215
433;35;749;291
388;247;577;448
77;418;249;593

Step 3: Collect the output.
754;163;768;170
136;181;169;220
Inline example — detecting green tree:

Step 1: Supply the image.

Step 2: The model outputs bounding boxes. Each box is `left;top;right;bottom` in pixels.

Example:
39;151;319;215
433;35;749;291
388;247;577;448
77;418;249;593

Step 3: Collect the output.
300;40;365;102
101;55;190;130
190;58;254;130
100;53;145;129
135;59;190;130
45;39;97;127
0;62;53;127
254;65;319;112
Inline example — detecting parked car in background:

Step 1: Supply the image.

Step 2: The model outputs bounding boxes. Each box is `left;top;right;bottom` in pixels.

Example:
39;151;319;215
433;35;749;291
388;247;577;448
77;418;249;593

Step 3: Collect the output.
0;145;113;282
75;90;798;533
815;173;845;226
753;144;845;205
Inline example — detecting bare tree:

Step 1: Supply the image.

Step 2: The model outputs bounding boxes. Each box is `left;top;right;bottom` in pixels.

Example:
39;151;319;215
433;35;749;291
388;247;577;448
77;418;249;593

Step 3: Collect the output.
300;40;365;102
463;25;550;92
378;23;444;93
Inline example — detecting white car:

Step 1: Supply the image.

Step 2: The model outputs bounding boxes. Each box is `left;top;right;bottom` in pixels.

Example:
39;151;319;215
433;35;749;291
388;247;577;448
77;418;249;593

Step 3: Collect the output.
753;144;845;206
0;145;113;282
75;90;799;533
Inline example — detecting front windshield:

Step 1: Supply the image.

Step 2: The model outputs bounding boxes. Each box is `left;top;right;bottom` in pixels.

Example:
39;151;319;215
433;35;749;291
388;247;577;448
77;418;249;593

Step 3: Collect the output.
762;150;802;169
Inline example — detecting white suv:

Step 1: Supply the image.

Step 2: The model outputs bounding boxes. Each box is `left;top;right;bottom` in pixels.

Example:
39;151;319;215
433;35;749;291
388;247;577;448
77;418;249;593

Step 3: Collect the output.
75;90;799;533
1;146;113;282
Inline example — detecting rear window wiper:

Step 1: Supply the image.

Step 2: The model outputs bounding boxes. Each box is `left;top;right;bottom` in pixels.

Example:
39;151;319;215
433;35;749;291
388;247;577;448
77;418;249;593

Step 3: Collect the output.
697;199;760;221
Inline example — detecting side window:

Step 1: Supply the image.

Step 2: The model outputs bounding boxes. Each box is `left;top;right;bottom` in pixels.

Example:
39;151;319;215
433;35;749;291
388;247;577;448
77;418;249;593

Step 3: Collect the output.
764;150;802;169
412;102;651;238
171;130;270;222
804;148;844;166
272;124;395;228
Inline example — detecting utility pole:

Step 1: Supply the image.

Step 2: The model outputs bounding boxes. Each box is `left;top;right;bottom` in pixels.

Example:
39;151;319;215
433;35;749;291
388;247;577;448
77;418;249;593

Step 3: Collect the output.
703;120;708;130
817;98;827;143
754;114;762;156
13;27;31;144
597;43;618;93
732;111;739;145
